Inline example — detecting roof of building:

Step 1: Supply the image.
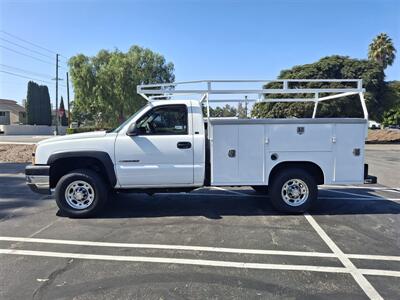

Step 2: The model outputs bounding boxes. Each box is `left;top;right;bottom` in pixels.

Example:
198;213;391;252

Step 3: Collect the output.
0;99;25;113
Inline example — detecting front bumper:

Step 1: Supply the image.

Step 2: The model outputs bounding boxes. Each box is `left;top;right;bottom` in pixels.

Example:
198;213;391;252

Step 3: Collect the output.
25;165;51;194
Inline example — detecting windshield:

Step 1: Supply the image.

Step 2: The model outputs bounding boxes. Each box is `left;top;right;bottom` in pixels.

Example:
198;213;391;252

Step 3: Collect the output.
109;103;151;133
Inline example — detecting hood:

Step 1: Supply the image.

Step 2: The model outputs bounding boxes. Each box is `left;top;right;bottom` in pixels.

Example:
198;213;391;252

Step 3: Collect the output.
38;131;108;145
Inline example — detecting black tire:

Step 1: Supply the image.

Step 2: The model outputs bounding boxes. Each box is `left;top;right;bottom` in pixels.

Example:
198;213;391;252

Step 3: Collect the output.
55;169;109;218
251;185;268;194
269;168;317;213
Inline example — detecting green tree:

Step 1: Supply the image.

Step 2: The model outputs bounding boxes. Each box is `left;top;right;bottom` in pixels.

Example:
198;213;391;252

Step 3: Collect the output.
382;107;400;127
26;81;52;125
204;104;237;117
59;96;68;126
368;33;396;70
382;81;400;111
69;46;175;127
381;81;400;127
39;85;52;126
251;55;385;121
26;81;37;125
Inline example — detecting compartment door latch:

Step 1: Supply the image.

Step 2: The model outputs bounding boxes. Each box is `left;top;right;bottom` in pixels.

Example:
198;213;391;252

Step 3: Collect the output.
228;149;236;158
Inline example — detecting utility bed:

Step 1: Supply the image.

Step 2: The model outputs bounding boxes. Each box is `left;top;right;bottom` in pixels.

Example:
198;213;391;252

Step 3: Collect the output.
208;118;367;185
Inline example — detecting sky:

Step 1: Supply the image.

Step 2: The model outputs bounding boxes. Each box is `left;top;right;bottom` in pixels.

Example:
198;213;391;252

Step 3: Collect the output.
0;0;399;108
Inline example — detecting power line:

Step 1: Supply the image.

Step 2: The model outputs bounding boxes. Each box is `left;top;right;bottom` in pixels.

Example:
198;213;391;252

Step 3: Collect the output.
0;63;53;79
0;45;55;66
0;37;54;60
0;70;66;87
0;30;58;55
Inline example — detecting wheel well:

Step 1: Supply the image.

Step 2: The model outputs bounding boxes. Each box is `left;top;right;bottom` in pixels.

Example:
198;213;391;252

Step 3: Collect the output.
49;157;111;188
268;161;324;185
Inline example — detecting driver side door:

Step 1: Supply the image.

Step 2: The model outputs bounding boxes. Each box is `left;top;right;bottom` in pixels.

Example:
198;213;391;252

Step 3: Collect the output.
115;104;194;187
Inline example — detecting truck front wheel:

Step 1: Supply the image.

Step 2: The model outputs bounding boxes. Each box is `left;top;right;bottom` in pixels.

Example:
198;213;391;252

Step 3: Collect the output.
269;168;317;213
55;169;108;217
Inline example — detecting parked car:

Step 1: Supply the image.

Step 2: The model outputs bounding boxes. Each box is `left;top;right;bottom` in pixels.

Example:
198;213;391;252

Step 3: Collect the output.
368;120;381;129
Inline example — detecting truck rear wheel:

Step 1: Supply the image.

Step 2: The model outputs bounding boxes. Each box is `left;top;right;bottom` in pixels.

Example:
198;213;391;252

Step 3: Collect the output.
269;168;317;213
55;169;108;217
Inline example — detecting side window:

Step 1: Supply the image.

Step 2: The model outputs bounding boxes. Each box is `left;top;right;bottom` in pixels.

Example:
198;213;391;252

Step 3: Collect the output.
136;105;188;135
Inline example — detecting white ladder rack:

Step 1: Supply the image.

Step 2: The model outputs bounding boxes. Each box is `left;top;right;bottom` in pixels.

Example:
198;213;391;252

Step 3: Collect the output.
137;79;367;119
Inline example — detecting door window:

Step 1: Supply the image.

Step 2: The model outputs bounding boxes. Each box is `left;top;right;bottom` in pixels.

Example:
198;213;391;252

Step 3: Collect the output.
136;105;188;135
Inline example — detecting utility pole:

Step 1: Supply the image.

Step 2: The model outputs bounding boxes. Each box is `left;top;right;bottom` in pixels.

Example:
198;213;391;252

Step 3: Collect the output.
55;53;59;135
66;72;70;128
244;95;248;118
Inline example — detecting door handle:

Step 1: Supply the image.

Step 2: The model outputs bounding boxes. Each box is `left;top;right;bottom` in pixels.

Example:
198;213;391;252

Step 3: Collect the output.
177;141;192;149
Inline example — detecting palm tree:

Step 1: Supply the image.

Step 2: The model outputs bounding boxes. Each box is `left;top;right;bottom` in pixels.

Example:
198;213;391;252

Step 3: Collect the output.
368;33;396;69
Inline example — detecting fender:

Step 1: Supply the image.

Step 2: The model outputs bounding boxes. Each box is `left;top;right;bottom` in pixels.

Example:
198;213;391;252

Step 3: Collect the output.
47;151;117;186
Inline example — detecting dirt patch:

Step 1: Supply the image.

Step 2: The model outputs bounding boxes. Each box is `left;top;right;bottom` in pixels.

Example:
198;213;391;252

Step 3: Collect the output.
0;144;35;163
367;129;400;144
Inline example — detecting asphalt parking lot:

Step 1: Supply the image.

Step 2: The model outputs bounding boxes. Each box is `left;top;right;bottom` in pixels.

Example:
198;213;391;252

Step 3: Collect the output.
0;163;399;299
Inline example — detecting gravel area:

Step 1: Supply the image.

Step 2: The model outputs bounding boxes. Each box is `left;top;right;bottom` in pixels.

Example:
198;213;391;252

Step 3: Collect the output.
367;129;400;143
0;144;34;163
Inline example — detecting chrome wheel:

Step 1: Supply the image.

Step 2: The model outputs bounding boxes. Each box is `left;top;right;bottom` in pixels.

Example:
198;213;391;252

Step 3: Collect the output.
65;180;95;210
281;178;309;207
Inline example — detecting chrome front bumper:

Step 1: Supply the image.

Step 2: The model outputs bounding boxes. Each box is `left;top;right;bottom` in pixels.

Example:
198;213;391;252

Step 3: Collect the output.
25;165;51;194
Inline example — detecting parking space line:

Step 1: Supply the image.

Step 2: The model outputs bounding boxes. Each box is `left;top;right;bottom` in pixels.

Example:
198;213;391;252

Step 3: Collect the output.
211;186;252;196
304;213;383;300
382;189;400;194
0;248;351;274
2;236;399;263
320;185;400;190
0;236;336;258
347;254;400;262
1;249;399;279
360;269;400;278
319;196;400;202
320;189;378;199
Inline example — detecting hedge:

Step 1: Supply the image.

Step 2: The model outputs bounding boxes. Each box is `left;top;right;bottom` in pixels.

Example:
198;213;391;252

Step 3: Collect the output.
66;127;112;134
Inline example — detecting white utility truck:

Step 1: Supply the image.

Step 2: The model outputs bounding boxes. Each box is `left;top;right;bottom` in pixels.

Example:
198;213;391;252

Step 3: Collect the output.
26;79;376;217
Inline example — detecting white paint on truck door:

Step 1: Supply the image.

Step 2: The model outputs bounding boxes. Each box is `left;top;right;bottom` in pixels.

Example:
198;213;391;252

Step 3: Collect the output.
115;104;194;187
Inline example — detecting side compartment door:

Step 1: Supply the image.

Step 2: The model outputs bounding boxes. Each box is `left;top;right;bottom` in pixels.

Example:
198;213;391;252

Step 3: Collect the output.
115;104;194;187
211;125;238;184
333;123;365;183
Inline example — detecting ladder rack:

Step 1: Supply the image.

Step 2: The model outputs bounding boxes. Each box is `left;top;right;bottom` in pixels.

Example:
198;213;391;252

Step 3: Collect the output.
137;79;367;119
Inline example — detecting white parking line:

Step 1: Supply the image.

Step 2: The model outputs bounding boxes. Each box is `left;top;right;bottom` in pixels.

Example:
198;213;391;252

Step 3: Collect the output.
1;249;399;279
1;236;399;262
319;197;400;202
382;189;400;194
211;186;252;196
0;248;356;274
347;254;400;262
320;185;400;190
320;189;378;199
360;269;400;278
304;213;383;300
0;236;336;258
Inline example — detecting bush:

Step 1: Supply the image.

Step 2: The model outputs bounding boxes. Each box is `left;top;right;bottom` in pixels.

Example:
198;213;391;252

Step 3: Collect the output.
66;127;111;134
382;107;400;127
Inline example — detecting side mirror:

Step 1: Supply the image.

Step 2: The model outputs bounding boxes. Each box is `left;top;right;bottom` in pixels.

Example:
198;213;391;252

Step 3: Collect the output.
126;123;138;136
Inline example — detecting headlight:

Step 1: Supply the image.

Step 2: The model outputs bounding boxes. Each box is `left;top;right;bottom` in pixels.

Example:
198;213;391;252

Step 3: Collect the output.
32;144;37;164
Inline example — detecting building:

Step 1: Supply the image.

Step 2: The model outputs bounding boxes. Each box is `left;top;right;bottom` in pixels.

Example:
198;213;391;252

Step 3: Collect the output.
0;99;26;125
